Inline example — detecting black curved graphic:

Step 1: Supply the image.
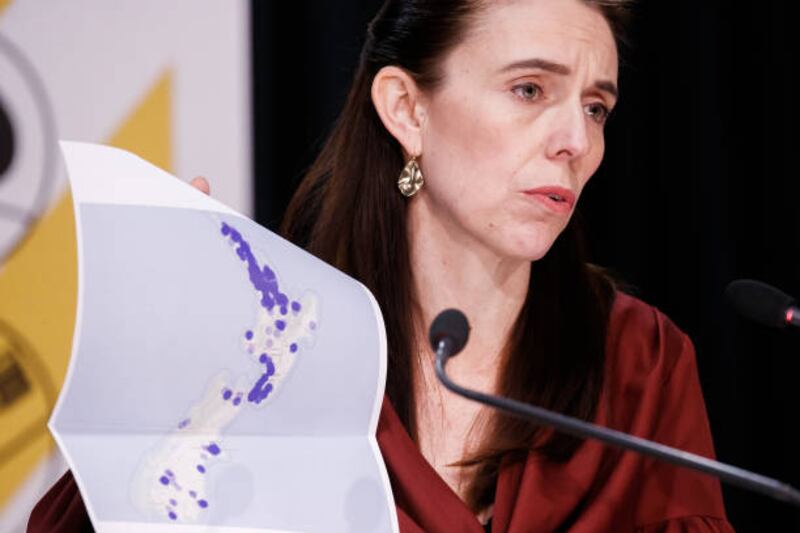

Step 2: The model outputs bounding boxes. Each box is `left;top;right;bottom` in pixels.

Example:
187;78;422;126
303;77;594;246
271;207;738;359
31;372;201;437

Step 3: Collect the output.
0;98;13;178
0;32;58;262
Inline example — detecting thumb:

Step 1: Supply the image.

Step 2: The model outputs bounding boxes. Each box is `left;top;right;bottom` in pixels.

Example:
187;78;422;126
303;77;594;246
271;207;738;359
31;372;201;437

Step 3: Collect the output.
189;176;211;195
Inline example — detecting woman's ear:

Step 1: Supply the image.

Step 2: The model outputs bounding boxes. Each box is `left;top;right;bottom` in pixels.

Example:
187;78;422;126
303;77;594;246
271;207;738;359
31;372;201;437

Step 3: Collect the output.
371;66;426;157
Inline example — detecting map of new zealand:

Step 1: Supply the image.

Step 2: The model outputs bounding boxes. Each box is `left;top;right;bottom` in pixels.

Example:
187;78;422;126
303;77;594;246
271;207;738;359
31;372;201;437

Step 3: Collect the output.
49;142;398;533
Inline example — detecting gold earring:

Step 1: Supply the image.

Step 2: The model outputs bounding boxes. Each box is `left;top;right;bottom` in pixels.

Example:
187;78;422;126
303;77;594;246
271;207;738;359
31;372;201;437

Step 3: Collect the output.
397;155;424;197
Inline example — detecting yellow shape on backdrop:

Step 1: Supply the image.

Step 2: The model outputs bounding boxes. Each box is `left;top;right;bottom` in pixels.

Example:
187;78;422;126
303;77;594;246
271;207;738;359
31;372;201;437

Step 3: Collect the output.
0;0;12;18
0;70;173;510
0;195;75;509
109;71;173;171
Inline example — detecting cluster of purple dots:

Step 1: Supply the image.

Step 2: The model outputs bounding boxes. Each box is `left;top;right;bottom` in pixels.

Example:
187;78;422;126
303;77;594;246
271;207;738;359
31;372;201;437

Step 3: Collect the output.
220;387;243;406
247;352;276;404
221;222;290;312
157;465;210;521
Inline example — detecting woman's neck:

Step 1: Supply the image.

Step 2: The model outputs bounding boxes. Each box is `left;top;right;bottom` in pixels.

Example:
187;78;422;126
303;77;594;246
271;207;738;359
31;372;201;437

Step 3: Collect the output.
407;197;530;385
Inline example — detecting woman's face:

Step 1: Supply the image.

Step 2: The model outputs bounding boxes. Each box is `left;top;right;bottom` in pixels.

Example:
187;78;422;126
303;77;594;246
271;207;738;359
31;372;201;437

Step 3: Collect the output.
416;0;618;262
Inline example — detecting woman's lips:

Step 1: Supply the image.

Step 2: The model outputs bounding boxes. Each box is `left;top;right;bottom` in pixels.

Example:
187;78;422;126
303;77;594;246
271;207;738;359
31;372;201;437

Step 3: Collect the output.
521;186;576;214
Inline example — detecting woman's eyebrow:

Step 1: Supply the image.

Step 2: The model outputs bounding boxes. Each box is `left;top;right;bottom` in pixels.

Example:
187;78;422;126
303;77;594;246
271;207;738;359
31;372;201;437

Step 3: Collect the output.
499;58;618;99
594;80;618;100
499;57;571;75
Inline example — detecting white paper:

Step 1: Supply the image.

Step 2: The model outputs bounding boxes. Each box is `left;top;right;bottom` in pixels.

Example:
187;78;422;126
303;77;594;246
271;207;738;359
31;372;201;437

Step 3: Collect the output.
49;142;399;533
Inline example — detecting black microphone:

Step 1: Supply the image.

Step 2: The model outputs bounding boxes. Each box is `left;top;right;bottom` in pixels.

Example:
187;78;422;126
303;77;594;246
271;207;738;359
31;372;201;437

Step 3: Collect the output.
429;309;800;507
429;308;470;359
725;278;800;329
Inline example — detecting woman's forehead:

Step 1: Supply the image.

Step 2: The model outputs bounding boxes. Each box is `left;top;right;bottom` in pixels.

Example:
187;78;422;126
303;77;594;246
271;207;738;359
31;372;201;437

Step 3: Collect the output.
455;0;618;81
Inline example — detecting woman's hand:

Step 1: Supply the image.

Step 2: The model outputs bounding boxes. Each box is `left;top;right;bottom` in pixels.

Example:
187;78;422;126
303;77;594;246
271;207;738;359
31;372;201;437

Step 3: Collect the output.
190;176;211;195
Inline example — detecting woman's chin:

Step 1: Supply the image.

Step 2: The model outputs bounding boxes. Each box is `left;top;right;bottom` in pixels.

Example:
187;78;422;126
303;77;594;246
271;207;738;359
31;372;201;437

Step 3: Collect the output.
492;234;559;263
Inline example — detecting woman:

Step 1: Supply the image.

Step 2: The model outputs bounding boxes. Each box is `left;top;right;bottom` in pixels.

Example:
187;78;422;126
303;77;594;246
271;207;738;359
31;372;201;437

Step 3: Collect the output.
30;0;734;531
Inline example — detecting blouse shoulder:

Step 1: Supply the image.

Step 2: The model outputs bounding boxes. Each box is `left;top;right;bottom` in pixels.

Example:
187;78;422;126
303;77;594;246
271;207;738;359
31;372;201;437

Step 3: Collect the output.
602;291;732;529
605;290;694;386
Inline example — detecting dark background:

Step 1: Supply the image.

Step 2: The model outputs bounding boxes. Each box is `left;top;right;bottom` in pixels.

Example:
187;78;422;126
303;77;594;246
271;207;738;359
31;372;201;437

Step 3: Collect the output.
251;2;800;530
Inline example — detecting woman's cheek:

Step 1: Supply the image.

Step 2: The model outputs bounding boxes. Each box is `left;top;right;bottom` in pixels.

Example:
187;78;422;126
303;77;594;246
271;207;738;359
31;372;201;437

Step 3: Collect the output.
580;130;605;182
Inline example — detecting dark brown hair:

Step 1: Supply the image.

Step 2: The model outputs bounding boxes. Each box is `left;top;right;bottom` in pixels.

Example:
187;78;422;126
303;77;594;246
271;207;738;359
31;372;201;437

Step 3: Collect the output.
282;0;630;513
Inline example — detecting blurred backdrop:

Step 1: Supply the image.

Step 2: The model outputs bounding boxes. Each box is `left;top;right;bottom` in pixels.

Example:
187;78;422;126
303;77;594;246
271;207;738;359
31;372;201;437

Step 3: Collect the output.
1;1;799;532
0;2;250;531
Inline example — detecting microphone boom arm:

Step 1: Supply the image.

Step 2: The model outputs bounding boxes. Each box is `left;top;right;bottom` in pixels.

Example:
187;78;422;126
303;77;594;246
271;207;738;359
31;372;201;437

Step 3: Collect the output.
434;340;800;507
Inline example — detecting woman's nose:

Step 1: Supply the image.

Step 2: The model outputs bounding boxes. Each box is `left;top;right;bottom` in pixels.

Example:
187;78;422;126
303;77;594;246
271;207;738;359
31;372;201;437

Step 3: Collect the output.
544;101;590;162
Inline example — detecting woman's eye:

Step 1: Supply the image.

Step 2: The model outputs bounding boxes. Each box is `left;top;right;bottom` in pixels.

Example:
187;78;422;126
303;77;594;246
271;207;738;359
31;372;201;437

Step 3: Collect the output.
511;83;542;102
585;102;611;124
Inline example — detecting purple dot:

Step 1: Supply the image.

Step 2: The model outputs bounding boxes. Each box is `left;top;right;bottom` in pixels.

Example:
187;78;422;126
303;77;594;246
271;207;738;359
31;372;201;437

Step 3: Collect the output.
189;490;197;498
198;499;208;509
291;301;301;312
159;476;169;485
259;353;267;363
168;511;177;520
233;397;241;406
197;464;206;473
207;443;221;455
170;499;177;506
221;223;230;236
178;418;190;429
222;389;232;400
245;330;253;340
290;343;298;353
275;320;286;331
280;306;288;315
165;469;174;476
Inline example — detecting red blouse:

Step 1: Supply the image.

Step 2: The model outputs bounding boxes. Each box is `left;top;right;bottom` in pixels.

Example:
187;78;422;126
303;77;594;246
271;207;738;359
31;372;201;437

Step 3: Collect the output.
29;292;734;532
380;292;734;532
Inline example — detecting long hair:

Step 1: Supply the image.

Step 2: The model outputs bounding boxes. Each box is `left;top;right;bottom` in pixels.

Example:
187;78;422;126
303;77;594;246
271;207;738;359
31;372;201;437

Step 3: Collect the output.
281;0;631;513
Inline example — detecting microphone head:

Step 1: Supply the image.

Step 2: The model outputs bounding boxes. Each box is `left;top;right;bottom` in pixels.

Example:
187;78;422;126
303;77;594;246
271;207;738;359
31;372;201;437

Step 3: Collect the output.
725;278;796;329
429;309;470;356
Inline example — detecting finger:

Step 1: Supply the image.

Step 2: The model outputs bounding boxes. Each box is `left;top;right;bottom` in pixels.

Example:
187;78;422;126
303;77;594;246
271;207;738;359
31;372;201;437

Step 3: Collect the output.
190;176;211;195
